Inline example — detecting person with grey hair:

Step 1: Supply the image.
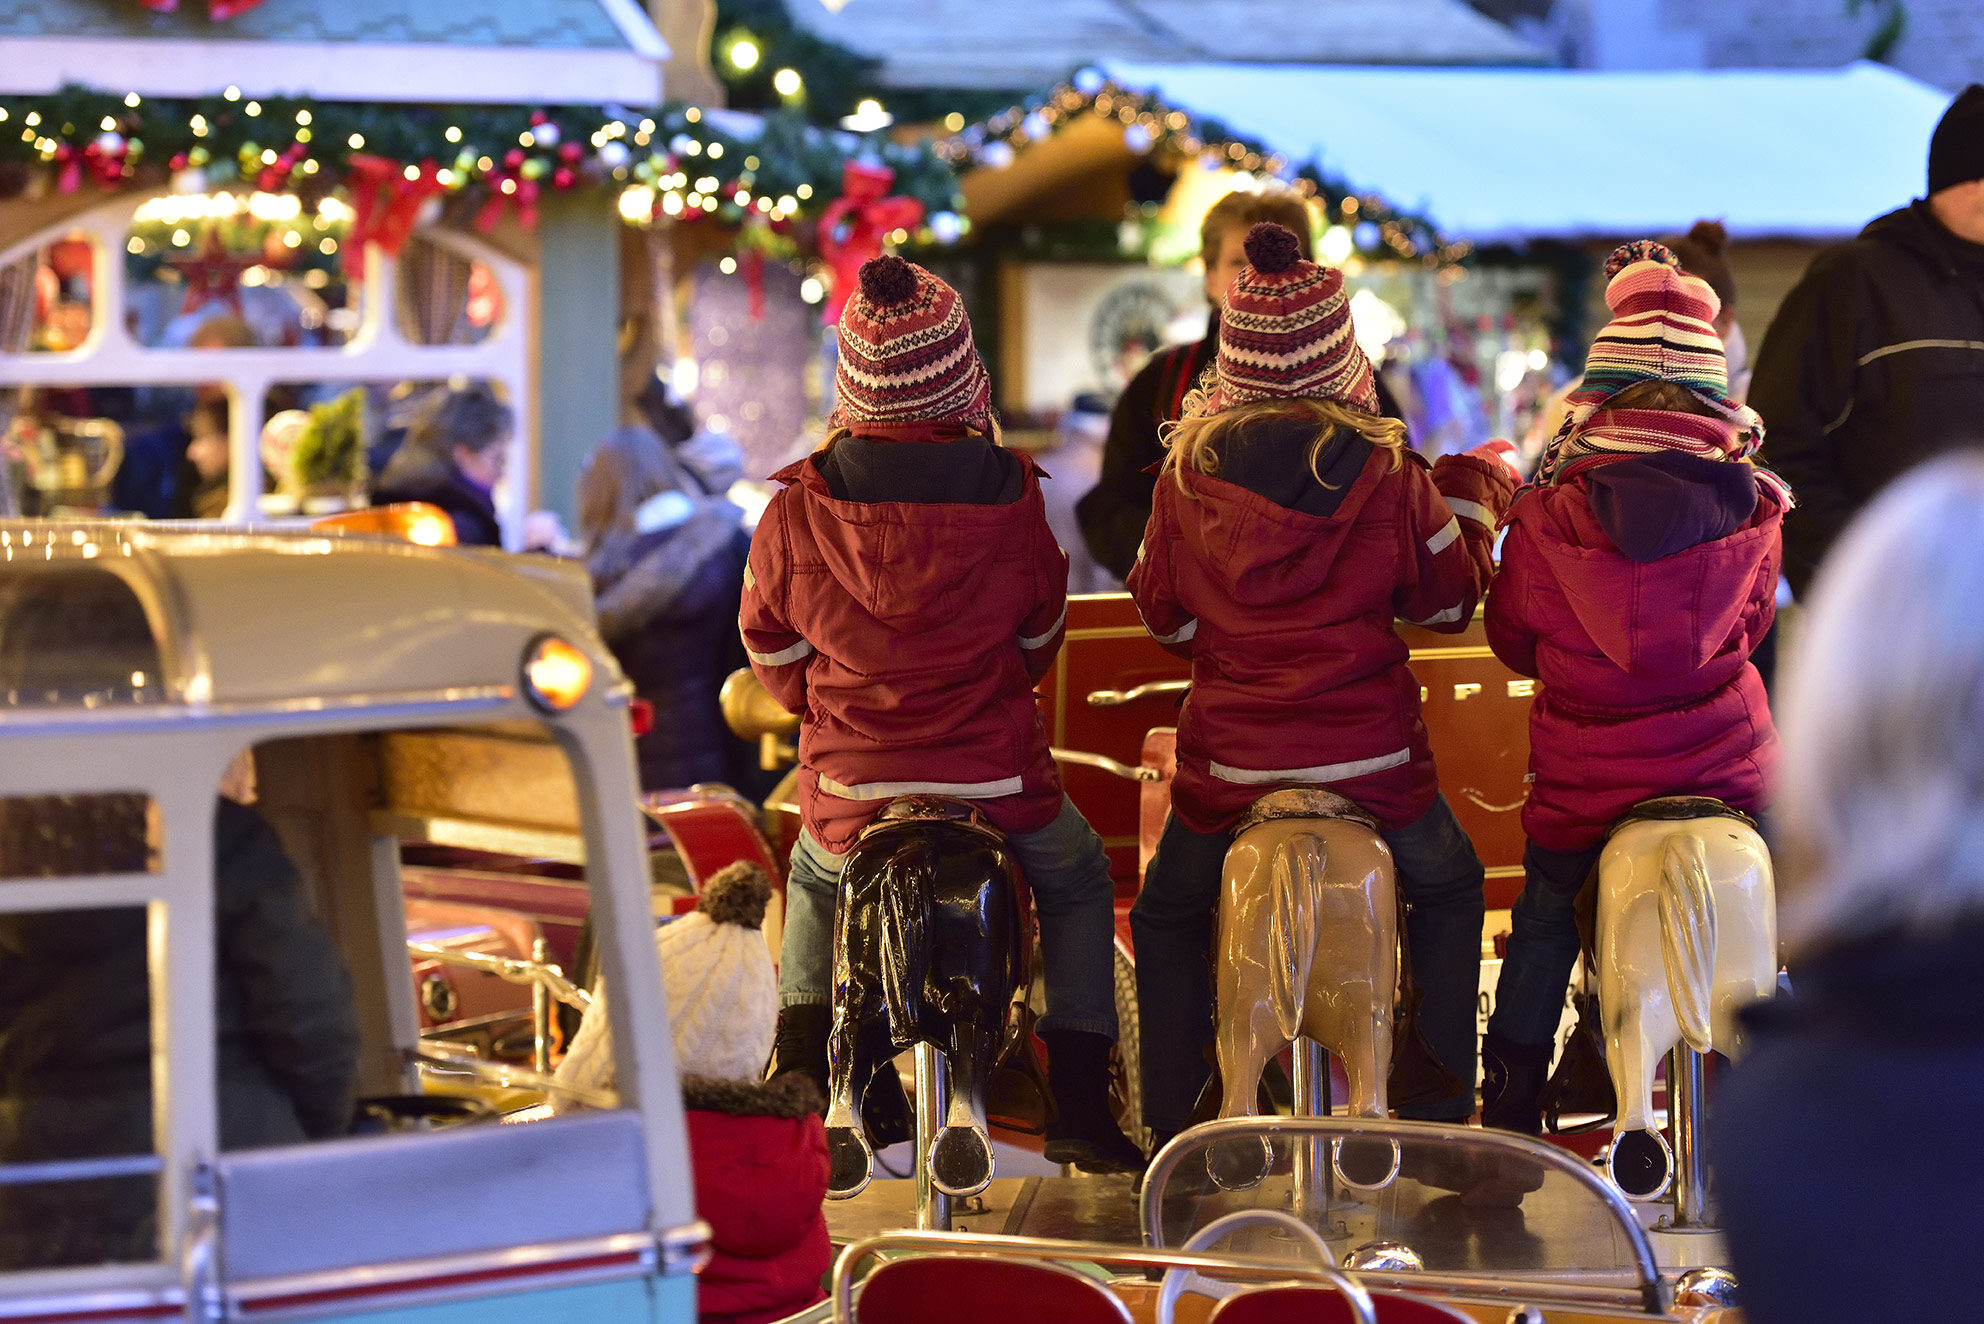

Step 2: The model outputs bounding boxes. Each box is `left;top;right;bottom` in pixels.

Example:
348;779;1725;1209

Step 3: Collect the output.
371;384;514;546
1712;453;1984;1323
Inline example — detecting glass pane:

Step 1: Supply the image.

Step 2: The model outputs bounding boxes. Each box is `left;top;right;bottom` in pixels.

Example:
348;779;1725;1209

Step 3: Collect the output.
0;794;158;878
0;904;160;1270
1147;1120;1649;1288
0;567;164;707
125;192;356;350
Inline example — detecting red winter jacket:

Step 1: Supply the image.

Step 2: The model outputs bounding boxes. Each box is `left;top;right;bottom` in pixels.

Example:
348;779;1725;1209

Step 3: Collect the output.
684;1077;831;1324
1486;469;1783;852
739;440;1068;853
1130;432;1514;833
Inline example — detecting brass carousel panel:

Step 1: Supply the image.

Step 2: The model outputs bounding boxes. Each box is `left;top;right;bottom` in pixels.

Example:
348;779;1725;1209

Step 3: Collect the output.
372;723;585;858
1038;594;1534;898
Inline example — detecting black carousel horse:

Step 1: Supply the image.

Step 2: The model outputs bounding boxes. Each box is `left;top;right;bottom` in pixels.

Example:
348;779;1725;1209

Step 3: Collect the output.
824;796;1027;1200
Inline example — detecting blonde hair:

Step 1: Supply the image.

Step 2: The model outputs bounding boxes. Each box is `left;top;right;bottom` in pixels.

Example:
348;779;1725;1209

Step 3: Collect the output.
1776;454;1984;952
1162;397;1406;495
1200;190;1315;262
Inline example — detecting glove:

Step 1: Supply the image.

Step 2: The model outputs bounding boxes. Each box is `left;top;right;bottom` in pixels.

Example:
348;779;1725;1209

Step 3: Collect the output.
1466;439;1523;483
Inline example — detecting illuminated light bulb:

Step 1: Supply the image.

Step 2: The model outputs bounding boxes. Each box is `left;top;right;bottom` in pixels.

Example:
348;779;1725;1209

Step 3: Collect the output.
729;37;760;71
773;67;802;97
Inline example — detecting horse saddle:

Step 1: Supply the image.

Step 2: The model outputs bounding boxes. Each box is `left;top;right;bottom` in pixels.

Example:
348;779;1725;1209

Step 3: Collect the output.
1233;787;1380;835
1613;795;1757;830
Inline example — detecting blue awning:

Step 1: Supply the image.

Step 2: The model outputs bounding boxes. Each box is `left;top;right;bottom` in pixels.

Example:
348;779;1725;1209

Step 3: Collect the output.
1100;60;1952;240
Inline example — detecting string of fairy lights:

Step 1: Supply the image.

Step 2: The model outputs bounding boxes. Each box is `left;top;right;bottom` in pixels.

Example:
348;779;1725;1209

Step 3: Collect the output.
0;76;1463;273
936;68;1471;270
0;85;963;255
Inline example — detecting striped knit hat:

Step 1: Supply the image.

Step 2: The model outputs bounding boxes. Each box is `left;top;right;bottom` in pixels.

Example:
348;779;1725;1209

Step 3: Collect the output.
1189;222;1379;418
830;255;994;435
1540;241;1776;494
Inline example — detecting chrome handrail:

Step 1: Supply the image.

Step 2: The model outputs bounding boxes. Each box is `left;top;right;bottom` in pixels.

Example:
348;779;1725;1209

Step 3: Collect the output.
181;1162;223;1324
408;941;592;1013
1049;747;1160;782
831;1231;1369;1324
1140;1116;1667;1316
1085;679;1190;707
409;1046;618;1111
0;1153;164;1186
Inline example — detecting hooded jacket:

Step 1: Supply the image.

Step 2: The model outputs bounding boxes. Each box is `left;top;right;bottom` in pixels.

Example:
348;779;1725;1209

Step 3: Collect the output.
739;430;1068;854
683;1074;831;1324
1129;421;1514;832
1486;456;1783;852
1750;201;1984;595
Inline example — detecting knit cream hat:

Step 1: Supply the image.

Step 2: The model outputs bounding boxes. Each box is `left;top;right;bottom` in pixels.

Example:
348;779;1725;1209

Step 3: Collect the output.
656;862;778;1082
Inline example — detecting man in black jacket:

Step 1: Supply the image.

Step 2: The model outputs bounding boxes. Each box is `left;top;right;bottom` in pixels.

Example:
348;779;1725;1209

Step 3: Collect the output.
1750;84;1984;597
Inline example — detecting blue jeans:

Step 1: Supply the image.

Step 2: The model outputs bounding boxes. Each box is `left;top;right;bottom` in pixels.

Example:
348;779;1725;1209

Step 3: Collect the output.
1130;792;1486;1133
1486;841;1601;1048
777;795;1119;1039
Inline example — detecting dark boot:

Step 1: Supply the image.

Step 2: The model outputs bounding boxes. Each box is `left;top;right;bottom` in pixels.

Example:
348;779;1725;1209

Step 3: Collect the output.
1040;1030;1146;1173
860;1062;913;1150
769;1004;830;1104
1480;1031;1553;1135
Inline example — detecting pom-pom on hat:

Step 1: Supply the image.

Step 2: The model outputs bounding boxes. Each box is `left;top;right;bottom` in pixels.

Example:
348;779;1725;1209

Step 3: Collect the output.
654;861;779;1082
830;254;994;435
1191;222;1379;418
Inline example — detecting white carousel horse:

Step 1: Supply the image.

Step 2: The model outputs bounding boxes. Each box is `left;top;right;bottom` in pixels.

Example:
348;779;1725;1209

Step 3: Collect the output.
1596;796;1775;1199
1212;788;1400;1190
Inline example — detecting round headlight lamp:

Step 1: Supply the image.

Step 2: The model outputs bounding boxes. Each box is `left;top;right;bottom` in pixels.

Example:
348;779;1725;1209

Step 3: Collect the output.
522;634;593;712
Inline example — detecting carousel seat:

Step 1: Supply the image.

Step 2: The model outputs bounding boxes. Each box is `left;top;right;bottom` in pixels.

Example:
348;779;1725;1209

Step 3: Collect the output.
854;1254;1133;1323
1208;1284;1475;1324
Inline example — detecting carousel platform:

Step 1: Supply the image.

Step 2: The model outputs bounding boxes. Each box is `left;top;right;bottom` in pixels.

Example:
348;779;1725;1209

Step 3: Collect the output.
823;1157;1729;1282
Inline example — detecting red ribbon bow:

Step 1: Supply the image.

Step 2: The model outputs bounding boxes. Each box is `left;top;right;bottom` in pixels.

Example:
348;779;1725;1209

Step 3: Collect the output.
816;161;925;325
343;154;446;278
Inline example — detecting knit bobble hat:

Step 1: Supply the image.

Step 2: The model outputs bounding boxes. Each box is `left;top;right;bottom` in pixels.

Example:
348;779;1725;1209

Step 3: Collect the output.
1548;241;1758;444
655;861;779;1083
1929;84;1984;195
1193;221;1379;418
830;254;995;435
1540;241;1776;493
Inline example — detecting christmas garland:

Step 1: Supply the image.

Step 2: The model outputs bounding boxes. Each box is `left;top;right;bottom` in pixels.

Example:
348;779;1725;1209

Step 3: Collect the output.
938;69;1470;269
0;85;963;253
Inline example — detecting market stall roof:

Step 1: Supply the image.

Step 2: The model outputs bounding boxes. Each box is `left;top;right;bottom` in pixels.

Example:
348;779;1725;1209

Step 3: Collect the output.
795;0;1542;91
1100;59;1951;240
0;0;667;105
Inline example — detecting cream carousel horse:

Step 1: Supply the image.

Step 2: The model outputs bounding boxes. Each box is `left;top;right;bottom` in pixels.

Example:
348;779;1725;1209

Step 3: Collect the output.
1213;788;1400;1190
1596;797;1775;1200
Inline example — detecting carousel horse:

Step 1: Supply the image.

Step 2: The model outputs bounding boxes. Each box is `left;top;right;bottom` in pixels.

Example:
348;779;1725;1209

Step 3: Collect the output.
1213;788;1399;1190
824;796;1028;1201
1596;796;1775;1200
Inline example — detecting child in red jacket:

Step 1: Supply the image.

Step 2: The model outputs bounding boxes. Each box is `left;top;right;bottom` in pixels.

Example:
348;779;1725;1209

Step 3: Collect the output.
739;255;1141;1171
555;865;828;1324
1129;222;1518;1144
1481;241;1788;1133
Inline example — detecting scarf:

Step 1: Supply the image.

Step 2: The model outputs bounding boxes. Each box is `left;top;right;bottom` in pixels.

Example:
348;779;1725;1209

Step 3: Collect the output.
1540;407;1793;508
